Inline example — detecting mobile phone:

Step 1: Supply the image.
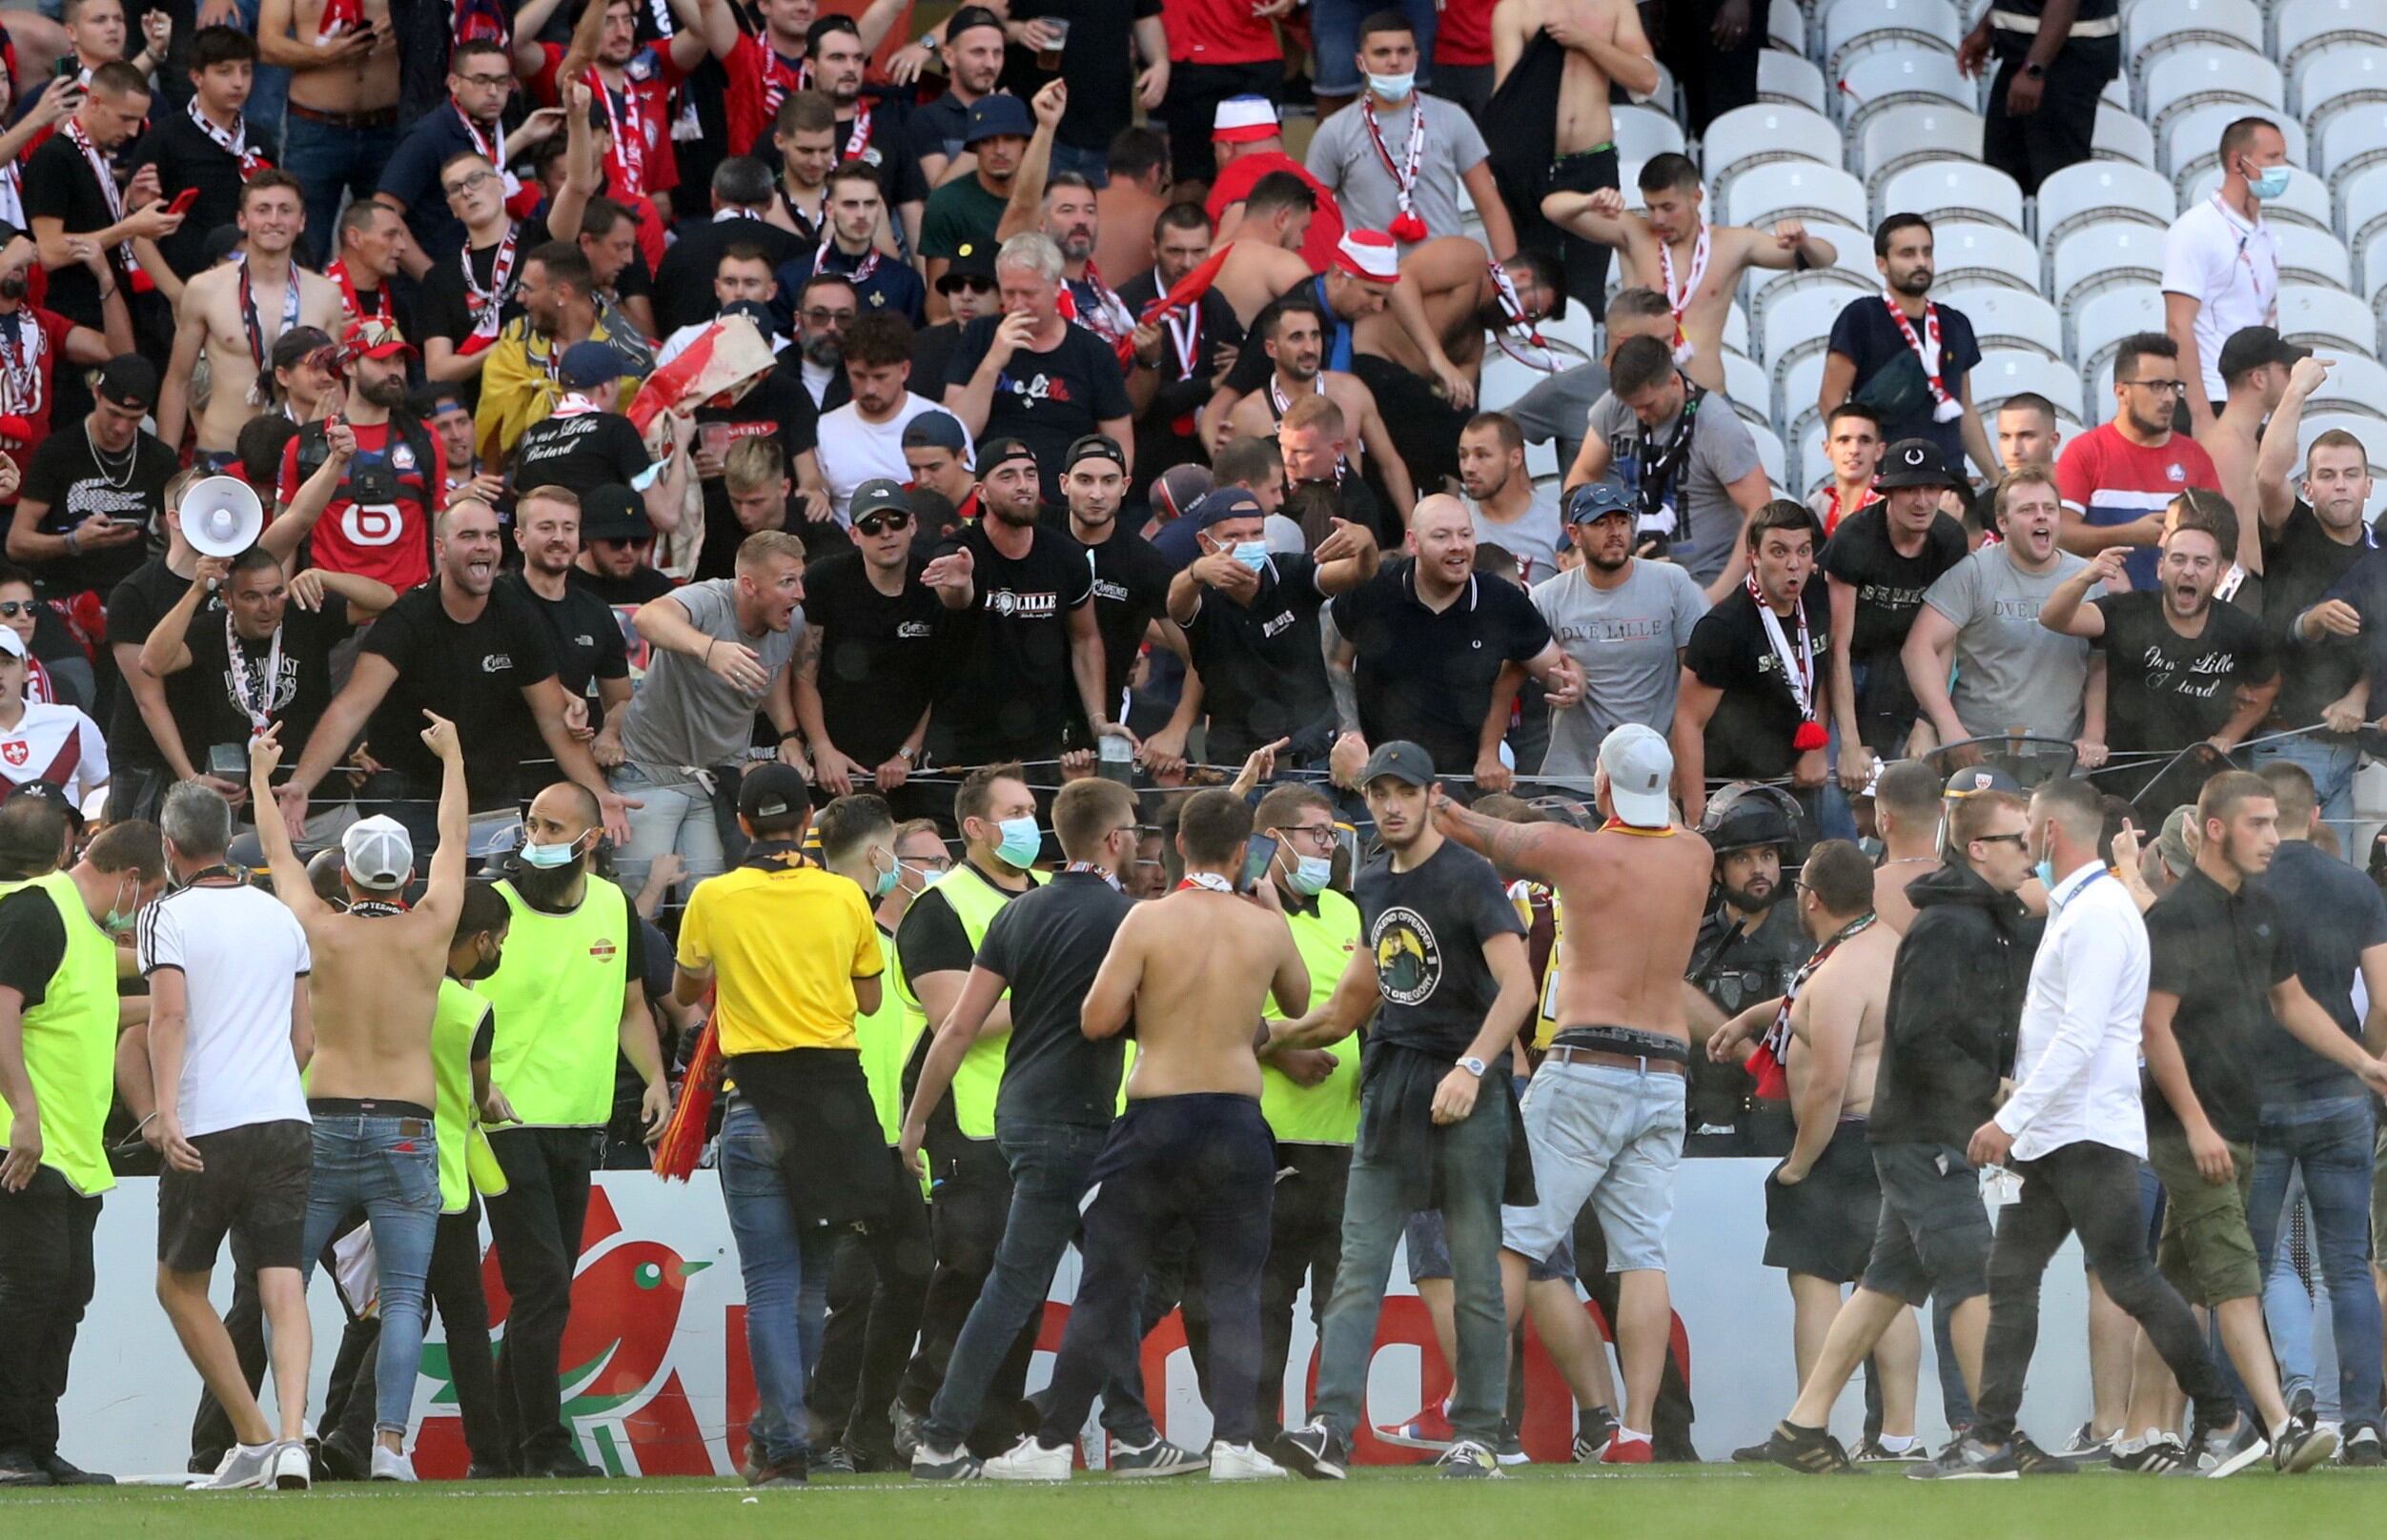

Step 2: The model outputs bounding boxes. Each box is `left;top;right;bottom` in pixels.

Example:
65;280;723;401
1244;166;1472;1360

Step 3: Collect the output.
1236;833;1278;895
53;58;79;83
166;188;199;217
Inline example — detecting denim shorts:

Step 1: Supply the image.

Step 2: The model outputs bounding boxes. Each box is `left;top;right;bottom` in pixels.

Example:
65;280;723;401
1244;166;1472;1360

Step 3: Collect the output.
1500;1061;1685;1273
1407;1206;1574;1283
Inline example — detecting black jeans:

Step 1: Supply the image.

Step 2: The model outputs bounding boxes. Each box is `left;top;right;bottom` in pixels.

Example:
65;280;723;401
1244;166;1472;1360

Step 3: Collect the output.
1982;51;2112;195
897;1130;1039;1457
1655;0;1760;135
0;1171;100;1462
1975;1140;2232;1446
811;1154;933;1458
430;1198;508;1470
1572;1202;1699;1456
1156;59;1281;187
485;1126;601;1470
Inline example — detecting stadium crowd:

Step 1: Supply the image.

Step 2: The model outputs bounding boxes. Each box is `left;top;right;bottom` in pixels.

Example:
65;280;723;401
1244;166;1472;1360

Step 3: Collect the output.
2;0;2387;1498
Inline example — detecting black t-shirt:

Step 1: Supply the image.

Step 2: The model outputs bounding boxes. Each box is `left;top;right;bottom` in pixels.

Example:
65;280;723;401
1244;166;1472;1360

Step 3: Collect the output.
944;315;1132;489
417;218;552;350
104;559;209;770
177;603;354;775
2262;501;2371;728
0;885;67;1006
360;581;561;805
910;320;966;410
1684;582;1836;780
1354;840;1526;1057
1183;553;1336;756
1825;296;1983;471
2259;838;2387;1105
1820;505;1966;749
1068;518;1174;706
20;133;125;333
929;520;1095;760
1003;0;1166;152
502;573;629;703
803;549;947;766
903;91;972;170
977;870;1134;1126
569;562;677;608
509;411;652;499
2144;866;2295;1144
21;426;175;598
2090;592;2276;755
838;95;929;210
125;110;252;279
693;360;824;580
1328;561;1554;774
894;871;1030;982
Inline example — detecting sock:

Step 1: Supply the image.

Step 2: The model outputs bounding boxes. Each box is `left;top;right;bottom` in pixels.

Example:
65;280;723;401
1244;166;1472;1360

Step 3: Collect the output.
1877;1433;1918;1454
1619;1427;1650;1445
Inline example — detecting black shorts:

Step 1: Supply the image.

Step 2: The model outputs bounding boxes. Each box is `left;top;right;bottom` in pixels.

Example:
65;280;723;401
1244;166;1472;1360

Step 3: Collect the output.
1761;1121;1880;1285
1549;144;1619;196
1859;1141;1992;1307
157;1119;314;1274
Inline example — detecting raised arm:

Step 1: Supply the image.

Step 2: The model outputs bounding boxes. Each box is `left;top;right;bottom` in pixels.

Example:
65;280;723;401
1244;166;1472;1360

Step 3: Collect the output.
417;710;470;922
1431;787;1578;885
2039;548;2120;638
138;557;228;680
244;724;323;923
2257;356;2328;531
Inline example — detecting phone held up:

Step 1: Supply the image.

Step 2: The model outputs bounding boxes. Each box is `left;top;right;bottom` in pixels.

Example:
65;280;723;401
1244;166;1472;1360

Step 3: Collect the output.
1236;833;1278;896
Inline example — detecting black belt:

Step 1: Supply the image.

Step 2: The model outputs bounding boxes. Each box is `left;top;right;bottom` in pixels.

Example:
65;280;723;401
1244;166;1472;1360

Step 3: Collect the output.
289;101;400;130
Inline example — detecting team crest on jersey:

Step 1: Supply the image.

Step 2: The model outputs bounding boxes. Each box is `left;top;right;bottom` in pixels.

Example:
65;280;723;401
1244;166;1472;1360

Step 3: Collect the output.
392;442;418;472
1;741;24;767
2166;462;2185;483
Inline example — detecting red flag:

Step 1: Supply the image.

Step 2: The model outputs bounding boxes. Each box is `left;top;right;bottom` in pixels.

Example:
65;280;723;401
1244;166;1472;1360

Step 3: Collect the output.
1142;243;1234;325
652;1014;718;1182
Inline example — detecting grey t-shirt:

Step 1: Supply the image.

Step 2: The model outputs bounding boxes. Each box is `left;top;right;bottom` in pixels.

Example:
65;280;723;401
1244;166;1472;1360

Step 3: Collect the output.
1919;544;2100;741
1530;558;1710;780
1467;486;1565;585
1510;359;1607;474
619;578;804;771
1304;91;1488;252
1583;387;1764;587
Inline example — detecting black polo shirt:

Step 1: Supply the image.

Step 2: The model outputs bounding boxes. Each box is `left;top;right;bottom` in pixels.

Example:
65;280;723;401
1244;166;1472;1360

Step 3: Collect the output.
978;870;1135;1127
2144;865;2295;1144
803;549;948;766
501;572;629;705
1329;559;1552;774
1181;551;1336;758
903;90;973;171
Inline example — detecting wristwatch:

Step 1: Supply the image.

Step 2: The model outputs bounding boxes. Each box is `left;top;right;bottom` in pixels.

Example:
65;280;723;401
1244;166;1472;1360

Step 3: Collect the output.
2023;61;2046;78
1458;1056;1488;1079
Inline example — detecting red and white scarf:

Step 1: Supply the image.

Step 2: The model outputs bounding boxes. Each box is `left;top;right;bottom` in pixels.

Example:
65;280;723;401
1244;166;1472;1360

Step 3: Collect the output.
1819;481;1879;537
814;239;879;287
1487;260;1557;373
327;258;392;324
0;310;48;428
455;104;525;203
1749;571;1826;753
458;222;520;355
840;101;873;161
758;46;806;127
61;119;149;294
551;390;603;418
1362;94;1428;244
1747;912;1875;1101
590;68;646;196
1657;223;1708;365
1162;301;1201;436
1058;261;1135;352
187;99;271;178
1882;292;1962;423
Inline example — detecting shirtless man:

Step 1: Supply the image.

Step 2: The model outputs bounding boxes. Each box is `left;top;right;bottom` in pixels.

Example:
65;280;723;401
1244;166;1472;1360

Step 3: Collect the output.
978;789;1313;1483
1429;721;1711;1466
1212;172;1320;328
246;709;466;1481
1711;840;1921;1455
257;0;398;264
1217;303;1414;510
1354;236;1561;413
1544;153;1836;395
1867;759;1946;934
157;172;343;463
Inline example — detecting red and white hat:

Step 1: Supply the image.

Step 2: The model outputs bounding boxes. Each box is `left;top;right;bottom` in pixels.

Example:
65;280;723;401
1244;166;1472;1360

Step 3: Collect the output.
1334;230;1399;285
1212;95;1279;144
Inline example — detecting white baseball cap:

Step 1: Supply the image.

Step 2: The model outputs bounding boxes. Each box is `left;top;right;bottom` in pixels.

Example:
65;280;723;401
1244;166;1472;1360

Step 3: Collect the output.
0;626;25;660
341;815;413;892
1599;723;1675;829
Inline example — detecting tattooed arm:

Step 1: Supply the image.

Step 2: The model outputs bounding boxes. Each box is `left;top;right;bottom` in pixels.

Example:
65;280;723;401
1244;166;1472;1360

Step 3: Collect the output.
1430;790;1569;886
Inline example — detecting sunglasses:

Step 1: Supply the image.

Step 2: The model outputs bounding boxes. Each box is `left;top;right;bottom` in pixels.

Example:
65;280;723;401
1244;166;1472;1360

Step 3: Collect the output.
941;277;995;294
1973;832;2030;848
0;601;33;618
854;512;911;536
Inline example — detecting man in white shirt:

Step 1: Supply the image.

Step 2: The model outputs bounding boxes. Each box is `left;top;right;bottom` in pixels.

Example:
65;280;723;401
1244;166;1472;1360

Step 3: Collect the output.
815;312;944;522
2161;116;2288;435
1918;776;2230;1478
140;780;316;1492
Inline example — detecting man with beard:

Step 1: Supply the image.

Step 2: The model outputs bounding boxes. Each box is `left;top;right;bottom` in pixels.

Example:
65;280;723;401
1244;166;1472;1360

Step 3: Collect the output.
946;233;1134;494
923;96;1033;299
797;480;975;802
503;487;631;749
478;244;642;465
244;711;470;1483
695;0;907;161
1819;215;1995;481
1120;203;1243;488
1216;301;1415;518
816;314;944;521
572;488;674;608
901;7;1007;188
274;498;632;852
1208;229;1401;433
783;164;924;329
2053;333;2221;593
1459;413;1561;583
1672;501;1836;829
473;780;672;1478
275;320;445;594
1905;465;2108;759
1683;793;1808;1158
2269;425;2377;829
1054;436;1199;774
791;272;857;413
804;16;927;252
1528;482;1706;782
1821;440;1969;783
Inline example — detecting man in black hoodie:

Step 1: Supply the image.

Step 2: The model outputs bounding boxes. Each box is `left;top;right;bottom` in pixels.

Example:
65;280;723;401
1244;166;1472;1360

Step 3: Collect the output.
1752;787;2039;1472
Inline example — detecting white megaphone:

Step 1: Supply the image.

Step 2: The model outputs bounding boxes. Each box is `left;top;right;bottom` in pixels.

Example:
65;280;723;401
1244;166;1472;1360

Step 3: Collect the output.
179;476;264;559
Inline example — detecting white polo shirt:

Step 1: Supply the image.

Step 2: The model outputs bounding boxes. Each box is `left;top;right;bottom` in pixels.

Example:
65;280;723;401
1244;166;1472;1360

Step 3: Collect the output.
2160;194;2279;403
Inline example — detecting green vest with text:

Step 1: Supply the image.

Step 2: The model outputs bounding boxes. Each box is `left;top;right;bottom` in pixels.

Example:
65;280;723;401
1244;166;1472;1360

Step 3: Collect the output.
897;863;1041;1140
1260;888;1363;1146
473;878;632;1128
0;872;117;1195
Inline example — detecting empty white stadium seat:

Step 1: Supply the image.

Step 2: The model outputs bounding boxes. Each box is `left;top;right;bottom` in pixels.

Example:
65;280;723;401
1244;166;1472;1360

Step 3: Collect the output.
1613;105;1686;167
1799;420;1829;496
2036;161;2178;245
1858;104;1985;195
1931;220;2040;294
1722;349;1773;423
2140;49;2284;148
1749;419;1789;491
2305;354;2387;421
2163;102;2307;196
2278;283;2381;355
1780;352;1829;443
2363;222;2387;315
1879;159;2025;233
2126;0;2265;76
2050;221;2167;316
1836;51;1975;135
1758;48;1829;115
2274;224;2355;289
2074;287;2168;387
2274;0;2387;83
1938;283;2065;361
1748;222;1876;337
1477;351;1552;417
1973;351;2088;423
2294;52;2387;140
1703;104;1843;201
2092;102;2158;168
1823;0;1962;80
2319;107;2387;198
1723;162;1870;234
2182;162;2335;236
1759;280;1869;378
1767;0;1807;58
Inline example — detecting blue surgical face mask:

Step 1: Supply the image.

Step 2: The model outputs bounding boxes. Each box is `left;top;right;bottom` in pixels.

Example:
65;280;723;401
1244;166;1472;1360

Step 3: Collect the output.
103;877;137;936
2034;857;2055;889
2249;164;2292;201
994;815;1042;869
1231;539;1268;572
520;834;583;870
871;847;900;898
1288;854;1334;897
1366;71;1415;101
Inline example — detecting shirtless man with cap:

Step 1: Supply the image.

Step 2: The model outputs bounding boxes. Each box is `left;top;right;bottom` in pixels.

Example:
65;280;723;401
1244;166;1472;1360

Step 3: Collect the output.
243;708;470;1480
1428;721;1711;1465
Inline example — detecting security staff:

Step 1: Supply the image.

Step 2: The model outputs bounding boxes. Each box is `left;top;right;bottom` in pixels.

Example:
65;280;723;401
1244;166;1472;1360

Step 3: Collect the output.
1686;793;1811;1156
474;782;672;1479
0;800;166;1487
429;881;516;1478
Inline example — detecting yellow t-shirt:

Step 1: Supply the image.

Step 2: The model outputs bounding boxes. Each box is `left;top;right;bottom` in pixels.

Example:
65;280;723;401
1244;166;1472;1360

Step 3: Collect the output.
677;863;884;1055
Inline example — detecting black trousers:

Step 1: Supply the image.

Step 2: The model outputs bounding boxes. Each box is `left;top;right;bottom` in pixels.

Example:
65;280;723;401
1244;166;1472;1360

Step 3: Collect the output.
485;1126;600;1471
896;1130;1039;1456
1975;1140;2232;1446
811;1153;934;1458
0;1171;100;1462
191;1229;265;1469
1981;51;2112;196
430;1198;508;1470
1654;0;1760;136
1156;59;1282;188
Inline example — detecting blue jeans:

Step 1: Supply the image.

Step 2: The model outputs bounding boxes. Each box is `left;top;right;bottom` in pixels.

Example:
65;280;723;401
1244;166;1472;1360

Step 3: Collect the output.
1046;140;1109;188
2252;736;2361;856
921;1117;1155;1451
298;1113;440;1436
1310;0;1438;93
281;115;398;269
2260;1170;2334;1418
718;1101;837;1468
234;0;290;152
2249;1096;2381;1433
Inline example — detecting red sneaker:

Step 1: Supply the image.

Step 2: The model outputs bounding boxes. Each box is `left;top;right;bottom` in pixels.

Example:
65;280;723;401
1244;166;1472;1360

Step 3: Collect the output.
1602;1436;1654;1465
1377;1404;1459;1450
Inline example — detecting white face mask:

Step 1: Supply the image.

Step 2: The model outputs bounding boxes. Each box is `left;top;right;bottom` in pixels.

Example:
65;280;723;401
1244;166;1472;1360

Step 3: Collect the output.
1366;70;1415;101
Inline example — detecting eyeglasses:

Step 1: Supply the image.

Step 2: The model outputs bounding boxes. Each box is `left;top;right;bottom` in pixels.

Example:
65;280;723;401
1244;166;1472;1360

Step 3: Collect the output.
457;71;513;89
2120;377;2189;396
0;601;32;618
802;308;854;327
442;168;500;198
1973;832;2030;848
1272;822;1337;850
901;854;952;875
854;512;911;536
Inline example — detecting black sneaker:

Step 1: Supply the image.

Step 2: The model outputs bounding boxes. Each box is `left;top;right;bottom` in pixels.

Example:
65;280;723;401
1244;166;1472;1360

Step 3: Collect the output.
1907;1433;2015;1480
1853;1436;1928;1464
1110;1436;1207;1478
2111;1435;2193;1474
1760;1422;1855;1475
1434;1440;1502;1479
2288;1387;2317;1433
814;1445;855;1475
909;1443;982;1482
2342;1427;2384;1467
1275;1419;1348;1481
465;1461;515;1480
2271;1420;2337;1475
1574;1407;1619;1464
2196;1418;2268;1479
1730;1439;1771;1464
1987;1436;2076;1476
890;1400;924;1462
0;1449;52;1488
39;1455;112;1487
538;1452;605;1479
2057;1420;2110;1461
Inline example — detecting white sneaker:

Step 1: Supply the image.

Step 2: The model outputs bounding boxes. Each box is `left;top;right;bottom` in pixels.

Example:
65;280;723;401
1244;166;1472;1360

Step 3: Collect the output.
196;1443;277;1490
370;1445;418;1483
981;1435;1071;1481
271;1441;313;1491
1210;1442;1289;1481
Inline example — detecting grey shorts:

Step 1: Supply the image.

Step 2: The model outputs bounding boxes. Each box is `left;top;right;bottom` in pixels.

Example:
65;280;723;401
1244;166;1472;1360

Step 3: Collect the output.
1407;1207;1575;1283
1857;1141;1992;1307
1500;1061;1685;1274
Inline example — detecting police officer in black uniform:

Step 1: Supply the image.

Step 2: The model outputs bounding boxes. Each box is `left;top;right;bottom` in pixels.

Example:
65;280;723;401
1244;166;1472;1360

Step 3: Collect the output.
1685;791;1813;1158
